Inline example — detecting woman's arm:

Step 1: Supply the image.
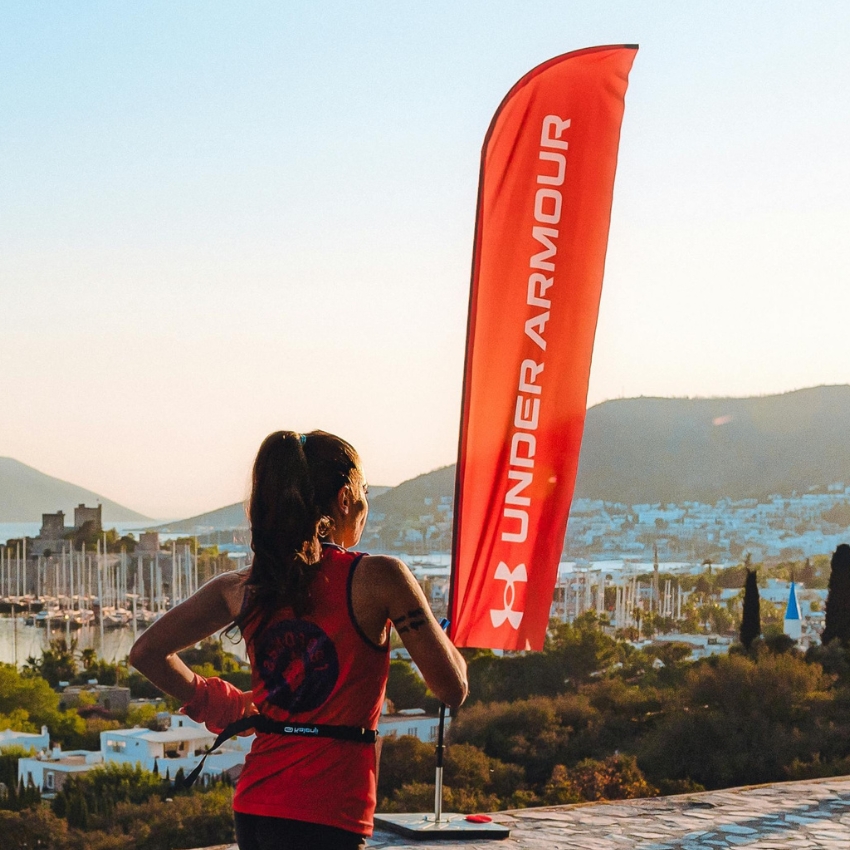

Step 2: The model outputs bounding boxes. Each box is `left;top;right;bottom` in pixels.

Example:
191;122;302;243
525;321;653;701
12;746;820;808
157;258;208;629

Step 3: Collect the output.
129;570;247;704
354;555;468;709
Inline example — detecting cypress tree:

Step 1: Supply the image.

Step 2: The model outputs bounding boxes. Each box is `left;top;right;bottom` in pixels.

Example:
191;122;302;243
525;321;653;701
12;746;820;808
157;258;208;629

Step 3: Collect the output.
823;544;850;646
6;779;18;811
52;789;67;818
67;791;89;829
740;568;761;650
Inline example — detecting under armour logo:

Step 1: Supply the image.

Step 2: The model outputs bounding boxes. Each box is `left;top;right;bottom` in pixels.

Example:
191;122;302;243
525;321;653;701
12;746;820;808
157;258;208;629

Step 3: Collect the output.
490;561;528;629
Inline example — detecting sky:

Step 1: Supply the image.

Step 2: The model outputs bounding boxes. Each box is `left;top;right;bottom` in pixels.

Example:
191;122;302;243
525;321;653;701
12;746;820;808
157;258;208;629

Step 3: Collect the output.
2;2;849;519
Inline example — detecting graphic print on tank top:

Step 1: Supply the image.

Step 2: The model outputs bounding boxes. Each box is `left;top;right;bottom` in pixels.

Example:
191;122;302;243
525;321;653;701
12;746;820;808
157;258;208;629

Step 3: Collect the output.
255;619;340;712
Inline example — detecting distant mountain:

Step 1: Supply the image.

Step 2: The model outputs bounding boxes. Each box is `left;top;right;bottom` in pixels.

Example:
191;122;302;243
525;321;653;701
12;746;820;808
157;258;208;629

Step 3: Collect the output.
369;467;455;519
574;384;850;504
371;385;850;523
151;502;248;533
0;457;151;523
153;486;394;533
142;385;850;533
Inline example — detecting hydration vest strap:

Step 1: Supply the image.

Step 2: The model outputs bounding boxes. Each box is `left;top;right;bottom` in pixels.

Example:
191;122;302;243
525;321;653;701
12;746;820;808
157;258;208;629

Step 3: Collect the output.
181;715;379;788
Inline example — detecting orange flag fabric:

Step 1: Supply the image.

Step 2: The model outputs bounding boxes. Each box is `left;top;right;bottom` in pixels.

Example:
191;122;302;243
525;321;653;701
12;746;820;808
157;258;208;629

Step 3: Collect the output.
449;45;637;650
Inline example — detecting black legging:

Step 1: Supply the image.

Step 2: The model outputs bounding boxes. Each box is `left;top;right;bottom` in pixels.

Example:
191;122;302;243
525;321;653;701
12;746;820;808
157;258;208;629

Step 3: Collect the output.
234;812;367;850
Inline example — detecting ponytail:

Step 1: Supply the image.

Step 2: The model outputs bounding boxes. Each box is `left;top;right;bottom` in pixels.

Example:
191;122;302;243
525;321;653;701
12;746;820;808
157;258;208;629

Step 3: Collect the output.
232;430;360;642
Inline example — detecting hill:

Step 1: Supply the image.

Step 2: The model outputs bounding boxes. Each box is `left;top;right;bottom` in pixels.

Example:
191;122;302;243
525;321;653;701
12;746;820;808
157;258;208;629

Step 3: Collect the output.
370;385;850;523
151;502;248;533
369;465;455;518
574;384;850;504
152;486;394;533
144;385;850;532
0;457;151;523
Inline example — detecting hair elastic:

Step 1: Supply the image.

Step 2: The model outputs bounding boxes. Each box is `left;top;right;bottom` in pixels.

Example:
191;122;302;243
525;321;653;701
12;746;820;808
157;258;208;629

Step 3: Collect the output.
299;434;307;446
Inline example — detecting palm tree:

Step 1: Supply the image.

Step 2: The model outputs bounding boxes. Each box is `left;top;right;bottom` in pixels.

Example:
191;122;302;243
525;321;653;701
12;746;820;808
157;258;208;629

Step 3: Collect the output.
81;648;97;671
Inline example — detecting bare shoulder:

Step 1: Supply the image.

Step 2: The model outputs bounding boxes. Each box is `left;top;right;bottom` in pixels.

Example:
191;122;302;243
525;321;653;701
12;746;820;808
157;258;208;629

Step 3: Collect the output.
357;554;413;585
356;554;423;604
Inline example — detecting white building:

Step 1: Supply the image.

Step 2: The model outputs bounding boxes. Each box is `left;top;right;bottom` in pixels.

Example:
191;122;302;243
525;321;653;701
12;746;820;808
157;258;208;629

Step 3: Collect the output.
378;709;446;742
0;725;49;753
649;633;733;660
18;747;104;795
101;714;252;784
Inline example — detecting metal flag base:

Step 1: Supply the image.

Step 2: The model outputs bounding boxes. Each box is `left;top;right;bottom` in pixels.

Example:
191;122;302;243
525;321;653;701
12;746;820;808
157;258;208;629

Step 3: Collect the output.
374;812;510;840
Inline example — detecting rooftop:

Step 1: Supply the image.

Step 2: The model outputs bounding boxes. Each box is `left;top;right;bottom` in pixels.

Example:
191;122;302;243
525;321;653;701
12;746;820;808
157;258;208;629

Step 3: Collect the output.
192;775;850;850
104;727;213;743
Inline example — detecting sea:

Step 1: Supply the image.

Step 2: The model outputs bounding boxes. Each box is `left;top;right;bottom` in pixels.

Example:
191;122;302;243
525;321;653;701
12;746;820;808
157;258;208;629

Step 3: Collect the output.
0;521;253;668
0;616;248;669
0;616;141;666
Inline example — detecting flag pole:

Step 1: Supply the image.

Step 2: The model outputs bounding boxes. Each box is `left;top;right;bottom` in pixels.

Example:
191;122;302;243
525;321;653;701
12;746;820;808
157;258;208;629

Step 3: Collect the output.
418;59;493;830
433;617;452;825
434;126;486;827
372;66;511;833
434;702;447;824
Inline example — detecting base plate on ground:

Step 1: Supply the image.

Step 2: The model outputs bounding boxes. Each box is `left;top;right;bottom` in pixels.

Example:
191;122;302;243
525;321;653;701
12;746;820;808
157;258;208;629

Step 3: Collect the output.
374;812;510;840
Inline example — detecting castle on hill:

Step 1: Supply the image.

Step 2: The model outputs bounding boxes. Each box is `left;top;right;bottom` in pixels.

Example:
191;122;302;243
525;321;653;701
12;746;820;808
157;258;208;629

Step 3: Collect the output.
31;503;102;556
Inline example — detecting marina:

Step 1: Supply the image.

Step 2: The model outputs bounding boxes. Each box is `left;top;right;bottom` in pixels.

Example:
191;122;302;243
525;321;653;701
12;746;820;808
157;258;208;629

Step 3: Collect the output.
0;531;244;666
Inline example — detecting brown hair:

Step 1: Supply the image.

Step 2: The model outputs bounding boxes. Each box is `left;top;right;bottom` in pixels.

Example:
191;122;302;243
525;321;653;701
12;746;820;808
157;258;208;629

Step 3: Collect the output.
232;430;361;642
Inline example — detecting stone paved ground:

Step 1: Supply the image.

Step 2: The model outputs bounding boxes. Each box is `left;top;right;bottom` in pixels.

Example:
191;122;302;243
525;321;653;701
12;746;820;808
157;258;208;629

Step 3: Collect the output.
369;777;850;849
196;776;850;850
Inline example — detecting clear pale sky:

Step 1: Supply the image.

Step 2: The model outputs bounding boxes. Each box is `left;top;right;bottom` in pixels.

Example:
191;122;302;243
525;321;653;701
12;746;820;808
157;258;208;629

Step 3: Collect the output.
2;2;848;519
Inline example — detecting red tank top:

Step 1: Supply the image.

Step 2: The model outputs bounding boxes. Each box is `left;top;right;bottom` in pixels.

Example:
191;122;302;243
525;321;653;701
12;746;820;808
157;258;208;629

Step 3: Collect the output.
232;545;389;836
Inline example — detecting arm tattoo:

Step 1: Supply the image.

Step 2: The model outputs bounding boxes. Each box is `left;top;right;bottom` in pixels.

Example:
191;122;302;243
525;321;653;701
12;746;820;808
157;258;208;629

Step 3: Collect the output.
393;607;426;635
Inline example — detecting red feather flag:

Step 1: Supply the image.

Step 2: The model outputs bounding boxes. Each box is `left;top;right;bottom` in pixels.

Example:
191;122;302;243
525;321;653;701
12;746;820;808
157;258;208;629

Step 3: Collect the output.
449;45;638;650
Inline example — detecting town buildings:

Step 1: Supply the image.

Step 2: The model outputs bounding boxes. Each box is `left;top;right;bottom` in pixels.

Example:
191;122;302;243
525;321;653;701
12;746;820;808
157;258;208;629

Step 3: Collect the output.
14;713;251;795
565;485;850;564
8;705;447;798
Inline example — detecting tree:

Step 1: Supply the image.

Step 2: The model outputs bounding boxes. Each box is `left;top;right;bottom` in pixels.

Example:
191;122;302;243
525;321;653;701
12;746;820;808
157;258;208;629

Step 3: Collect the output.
178;637;242;674
386;660;430;711
0;664;84;743
543;755;657;804
716;563;747;589
448;694;596;786
444;743;524;801
799;558;817;588
740;568;761;650
0;750;41;812
822;544;850;646
24;639;78;687
79;648;97;672
547;613;622;684
761;628;797;655
0;806;66;848
66;789;89;829
376;735;434;803
639;652;833;790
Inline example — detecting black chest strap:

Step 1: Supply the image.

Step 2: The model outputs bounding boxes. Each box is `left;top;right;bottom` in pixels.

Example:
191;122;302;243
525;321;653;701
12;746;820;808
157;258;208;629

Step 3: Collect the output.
181;715;378;788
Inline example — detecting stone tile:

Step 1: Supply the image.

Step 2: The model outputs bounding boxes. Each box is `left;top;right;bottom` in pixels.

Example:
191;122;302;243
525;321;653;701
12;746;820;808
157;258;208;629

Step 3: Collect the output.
203;777;850;850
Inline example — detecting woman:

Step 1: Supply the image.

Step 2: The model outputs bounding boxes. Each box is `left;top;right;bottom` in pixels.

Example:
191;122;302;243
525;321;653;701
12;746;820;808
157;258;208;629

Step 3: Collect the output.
130;430;468;850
